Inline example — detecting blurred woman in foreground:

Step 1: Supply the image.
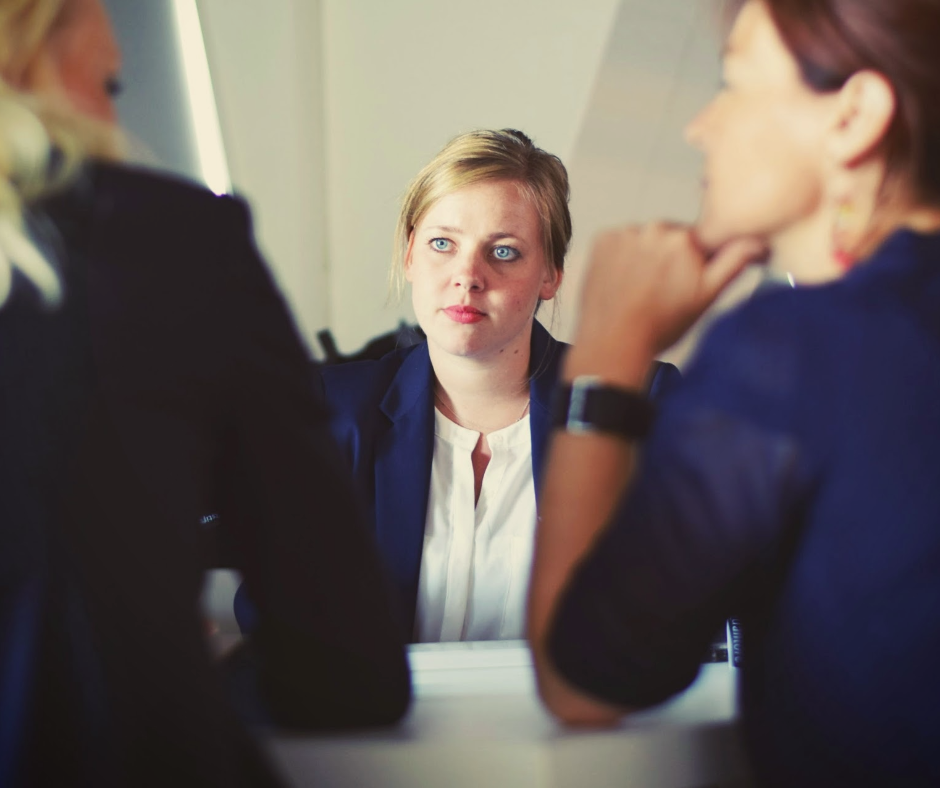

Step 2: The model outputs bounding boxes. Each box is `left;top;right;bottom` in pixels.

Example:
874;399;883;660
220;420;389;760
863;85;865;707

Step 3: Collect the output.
529;0;940;785
0;1;408;786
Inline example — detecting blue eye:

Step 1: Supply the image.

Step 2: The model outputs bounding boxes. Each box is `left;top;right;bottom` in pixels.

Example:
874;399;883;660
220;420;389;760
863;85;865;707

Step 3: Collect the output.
430;238;452;252
492;245;520;261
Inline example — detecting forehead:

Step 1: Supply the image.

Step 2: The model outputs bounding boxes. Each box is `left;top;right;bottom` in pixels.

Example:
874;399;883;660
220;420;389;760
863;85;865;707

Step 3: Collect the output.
53;0;120;62
417;179;540;234
724;0;801;83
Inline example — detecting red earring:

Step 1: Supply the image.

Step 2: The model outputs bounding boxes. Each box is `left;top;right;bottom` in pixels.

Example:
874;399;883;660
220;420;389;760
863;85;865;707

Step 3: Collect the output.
832;201;857;271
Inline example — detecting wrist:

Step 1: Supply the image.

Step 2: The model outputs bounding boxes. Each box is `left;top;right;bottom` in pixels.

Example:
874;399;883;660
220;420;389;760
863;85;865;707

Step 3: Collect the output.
552;375;656;440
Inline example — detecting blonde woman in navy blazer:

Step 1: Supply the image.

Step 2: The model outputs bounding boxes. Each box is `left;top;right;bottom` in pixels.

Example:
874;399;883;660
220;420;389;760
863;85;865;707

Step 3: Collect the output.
317;130;679;641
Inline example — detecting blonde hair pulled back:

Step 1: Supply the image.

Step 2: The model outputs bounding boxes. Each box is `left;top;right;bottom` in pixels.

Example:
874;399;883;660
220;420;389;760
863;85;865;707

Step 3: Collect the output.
391;128;572;298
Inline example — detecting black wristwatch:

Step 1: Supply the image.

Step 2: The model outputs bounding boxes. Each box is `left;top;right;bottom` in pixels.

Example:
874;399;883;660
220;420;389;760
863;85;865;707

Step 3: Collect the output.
551;375;655;440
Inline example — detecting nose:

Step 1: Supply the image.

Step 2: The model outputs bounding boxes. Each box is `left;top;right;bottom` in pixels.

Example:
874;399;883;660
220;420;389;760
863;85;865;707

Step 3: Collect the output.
452;248;485;291
684;101;711;150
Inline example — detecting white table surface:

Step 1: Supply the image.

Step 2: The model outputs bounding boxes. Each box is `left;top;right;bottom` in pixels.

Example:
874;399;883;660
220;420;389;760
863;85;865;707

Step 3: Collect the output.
268;641;753;788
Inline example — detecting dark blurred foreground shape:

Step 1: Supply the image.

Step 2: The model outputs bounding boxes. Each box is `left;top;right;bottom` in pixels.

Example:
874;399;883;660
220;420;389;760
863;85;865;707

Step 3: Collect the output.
1;162;411;788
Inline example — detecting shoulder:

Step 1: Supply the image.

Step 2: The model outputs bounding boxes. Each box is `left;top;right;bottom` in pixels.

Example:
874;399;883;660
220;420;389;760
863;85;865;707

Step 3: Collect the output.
668;285;840;430
319;344;423;417
531;320;569;379
50;161;266;293
51;162;255;270
698;273;897;378
39;161;254;270
699;285;827;365
529;321;569;409
702;230;940;359
85;161;249;226
317;344;432;466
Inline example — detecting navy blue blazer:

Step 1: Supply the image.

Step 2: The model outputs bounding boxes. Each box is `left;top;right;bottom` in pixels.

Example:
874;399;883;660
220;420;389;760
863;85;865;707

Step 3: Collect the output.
318;320;680;637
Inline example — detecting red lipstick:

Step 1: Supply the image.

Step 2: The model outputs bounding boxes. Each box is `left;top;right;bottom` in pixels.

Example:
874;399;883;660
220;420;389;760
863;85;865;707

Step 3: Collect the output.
443;305;485;324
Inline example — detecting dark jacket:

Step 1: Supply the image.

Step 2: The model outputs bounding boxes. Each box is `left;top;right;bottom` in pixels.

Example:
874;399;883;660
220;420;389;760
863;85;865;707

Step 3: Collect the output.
549;229;940;788
0;163;410;788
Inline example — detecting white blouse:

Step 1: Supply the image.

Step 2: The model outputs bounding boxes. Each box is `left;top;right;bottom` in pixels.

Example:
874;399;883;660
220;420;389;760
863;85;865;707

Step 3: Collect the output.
413;408;537;642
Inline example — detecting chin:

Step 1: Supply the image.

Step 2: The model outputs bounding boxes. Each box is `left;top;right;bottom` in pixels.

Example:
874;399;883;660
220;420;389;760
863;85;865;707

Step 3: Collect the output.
691;221;731;255
691;202;727;250
694;212;766;256
426;330;485;359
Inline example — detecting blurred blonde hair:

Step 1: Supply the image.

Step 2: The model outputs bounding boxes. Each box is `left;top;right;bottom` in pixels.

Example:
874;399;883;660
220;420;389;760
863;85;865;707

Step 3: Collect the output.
0;0;122;308
390;128;572;299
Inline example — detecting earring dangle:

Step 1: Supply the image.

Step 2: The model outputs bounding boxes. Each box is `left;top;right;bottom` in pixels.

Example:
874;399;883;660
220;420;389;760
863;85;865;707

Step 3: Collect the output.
831;200;857;271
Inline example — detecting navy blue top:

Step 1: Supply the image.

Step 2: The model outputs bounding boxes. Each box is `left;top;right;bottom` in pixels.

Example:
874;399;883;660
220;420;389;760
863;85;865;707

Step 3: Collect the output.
549;229;940;788
315;321;680;638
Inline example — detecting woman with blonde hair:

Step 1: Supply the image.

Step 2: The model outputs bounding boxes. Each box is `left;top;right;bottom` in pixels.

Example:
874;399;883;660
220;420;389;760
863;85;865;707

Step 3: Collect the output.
0;2;409;786
530;0;940;784
316;128;677;642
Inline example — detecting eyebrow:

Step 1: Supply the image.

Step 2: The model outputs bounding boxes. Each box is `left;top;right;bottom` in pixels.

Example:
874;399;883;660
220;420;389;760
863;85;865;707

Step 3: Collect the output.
422;225;526;242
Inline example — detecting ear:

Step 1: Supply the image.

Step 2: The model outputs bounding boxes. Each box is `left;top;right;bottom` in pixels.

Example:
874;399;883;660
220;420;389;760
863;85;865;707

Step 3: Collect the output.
539;265;563;301
403;231;416;283
827;70;896;167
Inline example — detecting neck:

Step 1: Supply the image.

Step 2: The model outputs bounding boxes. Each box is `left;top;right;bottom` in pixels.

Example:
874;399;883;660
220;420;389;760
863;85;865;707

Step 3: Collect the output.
771;209;839;284
773;168;940;281
429;329;533;434
897;204;940;235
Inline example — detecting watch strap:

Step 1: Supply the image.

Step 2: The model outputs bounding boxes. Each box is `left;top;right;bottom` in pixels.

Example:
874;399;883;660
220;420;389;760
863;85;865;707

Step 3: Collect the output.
551;375;655;439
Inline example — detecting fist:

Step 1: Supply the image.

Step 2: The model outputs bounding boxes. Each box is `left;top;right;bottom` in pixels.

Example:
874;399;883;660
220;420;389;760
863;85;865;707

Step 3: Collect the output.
575;223;766;358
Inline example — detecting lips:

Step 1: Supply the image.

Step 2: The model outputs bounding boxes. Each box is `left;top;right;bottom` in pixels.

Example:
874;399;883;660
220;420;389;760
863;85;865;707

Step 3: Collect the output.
443;305;486;324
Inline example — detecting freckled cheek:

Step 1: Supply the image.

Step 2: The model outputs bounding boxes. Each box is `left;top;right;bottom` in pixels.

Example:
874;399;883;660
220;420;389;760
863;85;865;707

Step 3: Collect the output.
505;287;538;314
413;275;451;315
410;280;430;316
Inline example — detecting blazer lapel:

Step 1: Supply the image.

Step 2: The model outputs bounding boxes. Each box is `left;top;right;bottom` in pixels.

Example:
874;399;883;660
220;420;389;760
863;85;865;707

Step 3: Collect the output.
375;344;436;637
529;321;566;492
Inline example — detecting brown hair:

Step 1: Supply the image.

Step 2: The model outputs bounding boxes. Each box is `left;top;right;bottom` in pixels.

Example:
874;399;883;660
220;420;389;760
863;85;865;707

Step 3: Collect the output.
725;0;940;205
391;128;571;298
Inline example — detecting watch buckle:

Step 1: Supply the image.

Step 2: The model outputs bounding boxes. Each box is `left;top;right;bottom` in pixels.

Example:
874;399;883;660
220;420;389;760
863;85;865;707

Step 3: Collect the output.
566;375;601;433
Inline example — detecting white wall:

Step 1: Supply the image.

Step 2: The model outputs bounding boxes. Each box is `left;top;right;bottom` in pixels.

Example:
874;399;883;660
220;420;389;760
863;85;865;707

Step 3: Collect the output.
195;0;753;362
320;0;621;353
104;0;203;184
196;0;329;353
